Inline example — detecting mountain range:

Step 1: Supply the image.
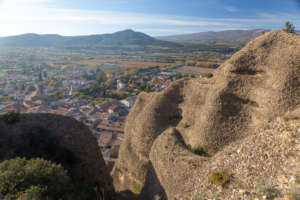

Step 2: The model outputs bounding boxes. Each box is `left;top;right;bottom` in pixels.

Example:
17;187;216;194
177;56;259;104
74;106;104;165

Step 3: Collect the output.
1;29;296;52
0;29;181;50
157;29;267;48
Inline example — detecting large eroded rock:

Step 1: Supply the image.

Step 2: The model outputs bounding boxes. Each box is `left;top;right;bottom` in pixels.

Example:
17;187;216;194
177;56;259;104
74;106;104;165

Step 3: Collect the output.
112;30;300;199
0;113;115;200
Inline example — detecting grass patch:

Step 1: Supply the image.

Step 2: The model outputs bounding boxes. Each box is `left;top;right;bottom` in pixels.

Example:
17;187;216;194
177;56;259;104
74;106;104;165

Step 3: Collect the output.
285;185;300;200
258;183;281;200
209;169;230;186
204;73;213;78
187;145;210;157
134;184;143;195
296;175;300;185
0;71;7;77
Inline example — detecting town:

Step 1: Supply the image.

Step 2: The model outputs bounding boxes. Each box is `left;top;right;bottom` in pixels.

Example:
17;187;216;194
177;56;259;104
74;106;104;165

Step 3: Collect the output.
0;49;217;169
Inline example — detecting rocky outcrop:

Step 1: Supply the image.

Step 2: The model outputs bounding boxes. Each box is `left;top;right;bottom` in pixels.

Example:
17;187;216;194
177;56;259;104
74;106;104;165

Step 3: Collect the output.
112;30;300;199
0;113;115;200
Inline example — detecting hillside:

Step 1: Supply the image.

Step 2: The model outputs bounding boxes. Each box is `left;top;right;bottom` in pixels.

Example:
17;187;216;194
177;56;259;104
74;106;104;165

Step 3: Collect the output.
112;30;300;200
157;29;266;48
0;29;181;50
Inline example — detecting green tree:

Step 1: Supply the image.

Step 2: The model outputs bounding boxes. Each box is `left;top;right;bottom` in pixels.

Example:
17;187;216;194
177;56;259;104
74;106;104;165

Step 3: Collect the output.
284;21;295;33
95;68;107;83
2;110;21;124
0;157;72;200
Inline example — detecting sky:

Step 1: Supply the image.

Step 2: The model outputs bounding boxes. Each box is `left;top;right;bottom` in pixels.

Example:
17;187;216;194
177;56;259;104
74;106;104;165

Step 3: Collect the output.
0;0;300;36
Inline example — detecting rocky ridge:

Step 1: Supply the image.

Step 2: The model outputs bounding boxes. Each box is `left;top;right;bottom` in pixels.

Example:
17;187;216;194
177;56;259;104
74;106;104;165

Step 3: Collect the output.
112;30;300;199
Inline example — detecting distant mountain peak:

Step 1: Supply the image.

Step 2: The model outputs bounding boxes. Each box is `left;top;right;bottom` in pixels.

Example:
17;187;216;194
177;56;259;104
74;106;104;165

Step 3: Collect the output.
119;29;135;32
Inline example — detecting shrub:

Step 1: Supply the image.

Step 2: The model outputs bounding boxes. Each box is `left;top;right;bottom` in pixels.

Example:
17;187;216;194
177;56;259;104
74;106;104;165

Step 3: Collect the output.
134;184;143;195
2;110;20;124
284;21;295;33
187;145;210;157
15;186;45;200
209;169;230;186
0;157;72;200
204;73;213;79
258;185;280;200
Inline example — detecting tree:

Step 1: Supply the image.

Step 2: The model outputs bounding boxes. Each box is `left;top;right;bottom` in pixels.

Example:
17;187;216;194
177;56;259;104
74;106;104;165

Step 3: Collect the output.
2;110;20;124
284;21;295;33
95;68;107;83
0;157;72;200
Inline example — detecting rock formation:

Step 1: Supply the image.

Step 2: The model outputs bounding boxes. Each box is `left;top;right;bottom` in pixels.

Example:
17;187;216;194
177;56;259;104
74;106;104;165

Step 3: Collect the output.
112;30;300;199
0;113;115;200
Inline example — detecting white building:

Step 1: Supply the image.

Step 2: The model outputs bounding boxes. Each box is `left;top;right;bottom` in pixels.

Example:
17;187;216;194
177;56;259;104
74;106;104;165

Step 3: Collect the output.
120;96;137;108
117;80;126;91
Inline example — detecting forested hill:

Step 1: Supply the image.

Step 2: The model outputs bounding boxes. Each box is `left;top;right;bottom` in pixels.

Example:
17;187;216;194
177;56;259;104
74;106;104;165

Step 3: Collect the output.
0;29;182;50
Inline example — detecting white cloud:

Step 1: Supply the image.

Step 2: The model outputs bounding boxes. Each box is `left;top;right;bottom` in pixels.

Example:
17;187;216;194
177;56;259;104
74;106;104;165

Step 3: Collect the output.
0;0;299;36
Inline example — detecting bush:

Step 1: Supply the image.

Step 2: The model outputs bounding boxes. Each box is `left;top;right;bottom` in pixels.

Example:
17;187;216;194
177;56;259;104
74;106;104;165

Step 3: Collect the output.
0;127;99;200
187;145;210;157
0;157;72;200
2;110;20;124
284;21;295;33
209;169;230;186
204;73;213;79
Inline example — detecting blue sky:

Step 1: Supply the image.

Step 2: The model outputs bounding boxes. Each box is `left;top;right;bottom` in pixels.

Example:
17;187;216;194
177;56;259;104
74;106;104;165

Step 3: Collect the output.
0;0;300;36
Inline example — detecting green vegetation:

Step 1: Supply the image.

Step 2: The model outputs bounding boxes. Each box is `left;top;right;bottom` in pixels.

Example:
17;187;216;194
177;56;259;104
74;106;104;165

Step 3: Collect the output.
296;174;300;185
0;126;99;200
0;95;14;105
285;186;300;200
204;73;213;78
137;82;154;93
187;145;210;157
2;110;21;124
0;157;72;200
0;71;7;77
48;91;65;100
134;184;143;195
284;21;295;33
258;184;280;200
209;169;230;186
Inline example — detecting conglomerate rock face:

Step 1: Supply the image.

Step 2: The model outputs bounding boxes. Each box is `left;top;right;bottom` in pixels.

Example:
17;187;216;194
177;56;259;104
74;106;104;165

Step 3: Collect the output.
112;30;300;199
0;113;115;199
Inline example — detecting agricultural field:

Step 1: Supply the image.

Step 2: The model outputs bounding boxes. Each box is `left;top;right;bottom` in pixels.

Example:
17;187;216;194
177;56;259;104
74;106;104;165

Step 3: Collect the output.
174;66;215;75
78;59;171;68
0;70;7;77
0;68;23;77
70;59;175;74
